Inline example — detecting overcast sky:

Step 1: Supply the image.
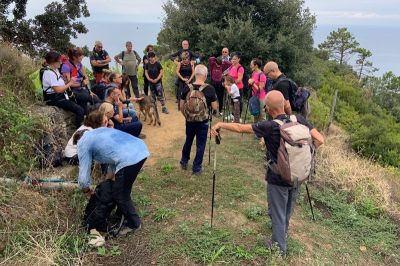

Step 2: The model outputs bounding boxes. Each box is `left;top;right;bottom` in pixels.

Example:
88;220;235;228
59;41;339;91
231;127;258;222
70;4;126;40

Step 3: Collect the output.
25;0;400;26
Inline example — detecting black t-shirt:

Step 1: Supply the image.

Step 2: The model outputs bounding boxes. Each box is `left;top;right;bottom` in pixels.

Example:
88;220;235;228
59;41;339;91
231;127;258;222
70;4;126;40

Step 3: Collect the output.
252;114;313;186
170;49;198;61
272;74;290;101
145;61;163;80
181;83;217;122
90;49;110;74
179;63;193;79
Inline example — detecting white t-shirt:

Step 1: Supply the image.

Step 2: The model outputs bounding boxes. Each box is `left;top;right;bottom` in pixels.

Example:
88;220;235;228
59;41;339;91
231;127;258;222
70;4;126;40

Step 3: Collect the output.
42;68;65;94
229;83;240;99
64;125;92;158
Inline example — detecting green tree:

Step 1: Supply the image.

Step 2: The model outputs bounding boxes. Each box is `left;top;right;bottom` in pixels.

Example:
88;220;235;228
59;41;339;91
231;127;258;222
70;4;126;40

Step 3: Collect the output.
158;0;315;81
0;0;89;57
354;47;377;80
318;27;359;65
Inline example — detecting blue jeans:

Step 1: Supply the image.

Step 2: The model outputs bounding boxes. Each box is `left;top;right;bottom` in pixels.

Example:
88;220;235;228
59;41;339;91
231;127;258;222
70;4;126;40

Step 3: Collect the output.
114;120;142;137
180;121;209;173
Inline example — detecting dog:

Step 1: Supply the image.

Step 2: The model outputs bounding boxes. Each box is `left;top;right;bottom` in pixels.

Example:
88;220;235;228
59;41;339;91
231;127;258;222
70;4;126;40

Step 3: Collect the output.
137;94;161;126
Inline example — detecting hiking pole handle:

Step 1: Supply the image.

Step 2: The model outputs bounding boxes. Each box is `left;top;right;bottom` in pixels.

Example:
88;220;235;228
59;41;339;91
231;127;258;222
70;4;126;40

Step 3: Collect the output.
215;129;221;145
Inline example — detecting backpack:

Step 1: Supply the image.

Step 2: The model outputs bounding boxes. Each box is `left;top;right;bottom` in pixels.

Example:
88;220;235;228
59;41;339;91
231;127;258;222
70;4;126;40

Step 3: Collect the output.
39;66;63;100
269;115;313;186
183;84;209;122
274;77;310;114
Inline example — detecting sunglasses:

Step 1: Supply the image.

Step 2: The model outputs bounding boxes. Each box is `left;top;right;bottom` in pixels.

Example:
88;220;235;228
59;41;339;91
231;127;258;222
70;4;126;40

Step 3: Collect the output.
222;51;228;54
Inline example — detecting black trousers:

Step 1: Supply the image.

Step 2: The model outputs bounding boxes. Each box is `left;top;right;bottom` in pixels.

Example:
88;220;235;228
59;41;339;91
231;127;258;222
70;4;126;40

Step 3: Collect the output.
71;88;101;114
112;158;147;229
212;80;224;113
143;75;149;96
128;75;139;98
45;94;84;128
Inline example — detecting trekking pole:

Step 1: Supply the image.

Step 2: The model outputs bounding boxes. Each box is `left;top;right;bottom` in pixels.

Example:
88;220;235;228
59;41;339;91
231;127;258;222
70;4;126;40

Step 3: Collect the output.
305;182;316;221
208;110;213;165
211;129;221;228
241;89;250;137
222;90;227;122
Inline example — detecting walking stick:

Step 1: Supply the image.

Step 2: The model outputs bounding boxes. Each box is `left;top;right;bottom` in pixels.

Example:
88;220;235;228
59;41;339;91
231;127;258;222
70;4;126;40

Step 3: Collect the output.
305;182;316;221
208;111;213;165
211;129;221;227
222;90;227;122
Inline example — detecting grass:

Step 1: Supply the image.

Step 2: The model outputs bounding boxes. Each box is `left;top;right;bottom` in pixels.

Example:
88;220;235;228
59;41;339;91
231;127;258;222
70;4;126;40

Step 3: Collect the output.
93;126;399;265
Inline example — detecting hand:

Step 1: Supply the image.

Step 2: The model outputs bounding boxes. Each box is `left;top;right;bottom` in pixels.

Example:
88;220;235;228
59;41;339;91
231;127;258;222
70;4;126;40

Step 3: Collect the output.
82;188;93;200
120;61;125;66
90;91;96;97
107;120;114;128
132;96;144;101
184;78;189;84
117;100;124;108
248;78;254;85
69;77;77;85
83;79;89;86
124;116;132;123
211;123;222;137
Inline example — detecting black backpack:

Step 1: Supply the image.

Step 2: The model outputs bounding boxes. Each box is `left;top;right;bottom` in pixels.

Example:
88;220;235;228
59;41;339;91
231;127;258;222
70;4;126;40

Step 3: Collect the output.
275;77;310;114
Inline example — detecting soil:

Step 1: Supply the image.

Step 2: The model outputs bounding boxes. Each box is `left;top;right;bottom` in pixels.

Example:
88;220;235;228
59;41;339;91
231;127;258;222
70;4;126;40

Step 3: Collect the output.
138;96;186;166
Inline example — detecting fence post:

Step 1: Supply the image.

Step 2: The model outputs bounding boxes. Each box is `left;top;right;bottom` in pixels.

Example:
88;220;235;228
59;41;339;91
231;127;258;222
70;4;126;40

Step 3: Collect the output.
325;89;339;135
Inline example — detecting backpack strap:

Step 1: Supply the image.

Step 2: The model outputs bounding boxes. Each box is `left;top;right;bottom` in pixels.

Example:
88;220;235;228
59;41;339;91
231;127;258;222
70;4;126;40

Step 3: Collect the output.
289;115;297;123
121;51;125;60
273;119;284;126
198;83;208;92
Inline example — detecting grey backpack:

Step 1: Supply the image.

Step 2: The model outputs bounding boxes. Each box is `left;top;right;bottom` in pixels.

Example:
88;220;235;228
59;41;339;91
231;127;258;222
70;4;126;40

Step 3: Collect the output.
270;115;313;186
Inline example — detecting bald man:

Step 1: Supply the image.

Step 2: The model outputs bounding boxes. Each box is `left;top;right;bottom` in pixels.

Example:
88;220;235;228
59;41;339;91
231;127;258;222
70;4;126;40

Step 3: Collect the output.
212;90;324;256
264;61;293;115
90;41;111;83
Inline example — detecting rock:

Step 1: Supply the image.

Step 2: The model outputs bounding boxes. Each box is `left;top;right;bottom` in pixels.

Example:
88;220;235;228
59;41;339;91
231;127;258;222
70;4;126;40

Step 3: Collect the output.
34;104;76;168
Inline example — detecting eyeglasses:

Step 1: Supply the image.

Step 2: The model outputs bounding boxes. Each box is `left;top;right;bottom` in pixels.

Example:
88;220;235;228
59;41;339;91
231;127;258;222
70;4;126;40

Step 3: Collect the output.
222;51;228;54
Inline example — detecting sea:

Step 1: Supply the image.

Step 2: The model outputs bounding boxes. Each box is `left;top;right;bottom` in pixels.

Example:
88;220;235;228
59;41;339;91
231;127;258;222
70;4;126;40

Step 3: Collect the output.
74;21;399;76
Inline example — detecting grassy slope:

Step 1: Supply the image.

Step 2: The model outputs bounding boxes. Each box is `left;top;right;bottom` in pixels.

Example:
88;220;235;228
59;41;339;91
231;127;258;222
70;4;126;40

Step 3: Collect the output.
87;125;400;265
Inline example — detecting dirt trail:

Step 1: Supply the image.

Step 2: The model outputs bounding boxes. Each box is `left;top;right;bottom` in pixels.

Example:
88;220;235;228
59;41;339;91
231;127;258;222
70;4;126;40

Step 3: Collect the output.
138;94;186;165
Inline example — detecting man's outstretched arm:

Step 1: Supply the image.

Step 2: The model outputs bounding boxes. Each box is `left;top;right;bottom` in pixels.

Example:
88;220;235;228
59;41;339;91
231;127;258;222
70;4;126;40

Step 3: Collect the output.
211;122;254;136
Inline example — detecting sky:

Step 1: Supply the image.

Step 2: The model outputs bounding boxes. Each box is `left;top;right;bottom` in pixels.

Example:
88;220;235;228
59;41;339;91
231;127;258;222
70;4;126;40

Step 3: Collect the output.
24;0;400;25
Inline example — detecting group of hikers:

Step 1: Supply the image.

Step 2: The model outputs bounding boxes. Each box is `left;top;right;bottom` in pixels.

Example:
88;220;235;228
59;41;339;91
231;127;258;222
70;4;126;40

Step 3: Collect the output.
40;38;324;256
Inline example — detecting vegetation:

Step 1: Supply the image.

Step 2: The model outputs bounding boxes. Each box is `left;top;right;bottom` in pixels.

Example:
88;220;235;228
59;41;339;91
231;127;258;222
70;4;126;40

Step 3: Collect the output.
0;0;90;57
0;43;44;177
158;0;316;82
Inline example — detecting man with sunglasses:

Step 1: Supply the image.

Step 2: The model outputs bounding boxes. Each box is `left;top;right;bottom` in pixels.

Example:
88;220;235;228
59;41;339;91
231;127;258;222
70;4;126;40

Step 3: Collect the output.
221;47;230;62
90;41;111;84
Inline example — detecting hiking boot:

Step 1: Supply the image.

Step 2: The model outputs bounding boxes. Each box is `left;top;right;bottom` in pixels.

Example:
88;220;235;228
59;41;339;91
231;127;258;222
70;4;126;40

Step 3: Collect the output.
162;106;169;114
118;224;141;236
139;133;146;139
262;237;285;257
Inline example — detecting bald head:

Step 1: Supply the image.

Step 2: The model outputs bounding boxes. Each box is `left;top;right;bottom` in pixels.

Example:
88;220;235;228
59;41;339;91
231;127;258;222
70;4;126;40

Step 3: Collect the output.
264;61;282;80
265;90;285;113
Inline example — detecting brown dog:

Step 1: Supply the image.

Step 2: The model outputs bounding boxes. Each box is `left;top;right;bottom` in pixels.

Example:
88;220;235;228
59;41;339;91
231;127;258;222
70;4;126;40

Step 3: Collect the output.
137;94;161;126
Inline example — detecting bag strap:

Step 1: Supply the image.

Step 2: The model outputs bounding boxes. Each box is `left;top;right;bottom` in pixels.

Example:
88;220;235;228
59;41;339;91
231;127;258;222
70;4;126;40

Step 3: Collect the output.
42;68;61;92
273;119;284;126
121;51;125;60
290;115;297;123
198;83;208;92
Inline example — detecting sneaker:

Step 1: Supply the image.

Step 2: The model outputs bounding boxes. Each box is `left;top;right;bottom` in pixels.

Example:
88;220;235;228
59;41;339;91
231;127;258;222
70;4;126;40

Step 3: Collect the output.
139;133;146;139
118;224;141;236
192;170;202;176
162;106;169;114
180;163;188;170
